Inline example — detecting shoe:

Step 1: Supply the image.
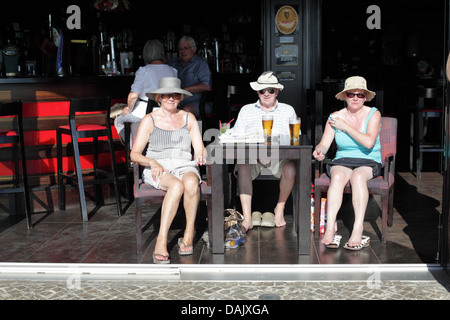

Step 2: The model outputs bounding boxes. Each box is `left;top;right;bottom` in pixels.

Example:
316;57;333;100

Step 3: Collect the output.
177;238;194;256
252;211;262;227
343;236;370;251
261;212;275;227
325;235;342;249
153;252;170;264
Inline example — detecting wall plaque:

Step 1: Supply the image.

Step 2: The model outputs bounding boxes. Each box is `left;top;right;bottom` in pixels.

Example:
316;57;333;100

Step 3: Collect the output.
275;44;298;66
275;5;299;35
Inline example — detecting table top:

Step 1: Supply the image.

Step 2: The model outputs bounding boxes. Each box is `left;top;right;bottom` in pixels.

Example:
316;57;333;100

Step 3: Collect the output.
206;135;312;164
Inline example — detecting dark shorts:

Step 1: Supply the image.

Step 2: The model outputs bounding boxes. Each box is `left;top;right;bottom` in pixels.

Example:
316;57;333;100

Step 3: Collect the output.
326;157;382;178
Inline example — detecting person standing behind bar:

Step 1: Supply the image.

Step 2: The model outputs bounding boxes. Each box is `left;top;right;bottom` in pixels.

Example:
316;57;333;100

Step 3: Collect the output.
233;71;297;231
114;39;178;140
169;35;212;117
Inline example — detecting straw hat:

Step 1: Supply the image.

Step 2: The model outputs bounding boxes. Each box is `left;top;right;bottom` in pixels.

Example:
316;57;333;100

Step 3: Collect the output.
250;71;284;91
146;77;192;101
335;76;376;102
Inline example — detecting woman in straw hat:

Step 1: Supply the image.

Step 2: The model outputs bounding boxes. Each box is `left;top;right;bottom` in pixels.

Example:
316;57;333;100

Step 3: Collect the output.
131;77;206;263
313;76;381;251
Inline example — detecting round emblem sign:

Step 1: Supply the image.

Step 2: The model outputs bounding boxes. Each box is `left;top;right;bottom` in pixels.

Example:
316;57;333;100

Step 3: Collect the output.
275;5;298;35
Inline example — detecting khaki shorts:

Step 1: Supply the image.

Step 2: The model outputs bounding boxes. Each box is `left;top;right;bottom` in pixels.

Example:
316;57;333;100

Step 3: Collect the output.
234;159;290;180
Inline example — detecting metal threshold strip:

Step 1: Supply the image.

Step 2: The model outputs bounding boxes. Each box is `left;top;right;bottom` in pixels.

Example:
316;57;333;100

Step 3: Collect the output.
0;263;446;282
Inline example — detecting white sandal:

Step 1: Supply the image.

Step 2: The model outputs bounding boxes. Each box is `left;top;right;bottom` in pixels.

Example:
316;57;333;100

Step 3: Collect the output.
325;235;342;249
344;236;370;251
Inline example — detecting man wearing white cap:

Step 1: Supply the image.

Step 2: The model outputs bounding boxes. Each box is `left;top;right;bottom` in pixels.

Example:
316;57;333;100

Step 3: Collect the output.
232;71;297;231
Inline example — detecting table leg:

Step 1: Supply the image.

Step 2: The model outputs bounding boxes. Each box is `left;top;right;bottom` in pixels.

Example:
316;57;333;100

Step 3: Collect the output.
298;148;312;254
210;163;225;254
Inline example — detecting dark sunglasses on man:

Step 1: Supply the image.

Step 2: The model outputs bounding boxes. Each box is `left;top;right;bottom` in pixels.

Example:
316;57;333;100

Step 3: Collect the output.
259;88;276;95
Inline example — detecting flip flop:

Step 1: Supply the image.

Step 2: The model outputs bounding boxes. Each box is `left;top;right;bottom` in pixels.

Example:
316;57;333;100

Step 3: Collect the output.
325;235;342;249
153;252;170;264
252;211;262;227
178;238;194;256
261;212;275;227
343;236;370;251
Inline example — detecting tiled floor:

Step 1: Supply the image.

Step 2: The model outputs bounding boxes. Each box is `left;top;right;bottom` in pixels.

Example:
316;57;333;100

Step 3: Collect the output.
0;172;442;265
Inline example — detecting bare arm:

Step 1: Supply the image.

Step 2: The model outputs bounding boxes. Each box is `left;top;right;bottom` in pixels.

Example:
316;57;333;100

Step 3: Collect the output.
130;115;166;181
188;112;206;165
121;91;139;116
313;119;336;161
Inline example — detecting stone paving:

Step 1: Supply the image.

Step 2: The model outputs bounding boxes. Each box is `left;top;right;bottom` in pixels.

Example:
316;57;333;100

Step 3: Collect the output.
0;279;449;300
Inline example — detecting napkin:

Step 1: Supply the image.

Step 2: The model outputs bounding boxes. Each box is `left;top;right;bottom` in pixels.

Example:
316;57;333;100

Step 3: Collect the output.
218;131;265;143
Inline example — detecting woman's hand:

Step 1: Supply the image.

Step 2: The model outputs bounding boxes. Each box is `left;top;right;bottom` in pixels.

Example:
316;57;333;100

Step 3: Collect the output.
149;159;167;182
121;106;131;117
313;145;327;161
329;114;347;132
194;148;207;166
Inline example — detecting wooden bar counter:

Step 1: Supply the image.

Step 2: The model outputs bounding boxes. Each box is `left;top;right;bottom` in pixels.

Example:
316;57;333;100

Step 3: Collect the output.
0;76;133;213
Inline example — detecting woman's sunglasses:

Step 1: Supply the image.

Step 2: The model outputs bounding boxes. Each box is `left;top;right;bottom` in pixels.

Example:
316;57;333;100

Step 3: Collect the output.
346;92;366;99
259;88;276;94
161;93;182;100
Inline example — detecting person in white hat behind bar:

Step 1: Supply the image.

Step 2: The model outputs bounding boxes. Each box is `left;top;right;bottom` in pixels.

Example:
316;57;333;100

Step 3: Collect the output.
313;76;381;251
131;77;206;264
232;71;297;231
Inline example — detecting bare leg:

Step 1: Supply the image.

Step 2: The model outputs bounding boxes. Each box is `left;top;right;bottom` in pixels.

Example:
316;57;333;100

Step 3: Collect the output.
180;172;200;252
347;166;373;247
321;166;352;245
155;174;185;261
237;164;253;231
274;160;296;227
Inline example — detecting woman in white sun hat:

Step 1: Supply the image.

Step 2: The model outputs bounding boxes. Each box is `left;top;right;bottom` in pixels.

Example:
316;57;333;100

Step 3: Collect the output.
131;77;206;264
313;76;381;251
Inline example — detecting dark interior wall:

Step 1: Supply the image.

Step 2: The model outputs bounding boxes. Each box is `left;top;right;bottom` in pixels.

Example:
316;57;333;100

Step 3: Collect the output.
322;0;447;172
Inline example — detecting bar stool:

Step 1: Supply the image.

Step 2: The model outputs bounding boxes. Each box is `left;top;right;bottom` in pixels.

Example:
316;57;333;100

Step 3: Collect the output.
409;86;444;178
0;100;32;228
56;97;123;221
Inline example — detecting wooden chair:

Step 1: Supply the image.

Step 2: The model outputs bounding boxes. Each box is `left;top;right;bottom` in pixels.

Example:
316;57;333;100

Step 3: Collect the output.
0;100;32;228
313;117;397;243
56;97;123;221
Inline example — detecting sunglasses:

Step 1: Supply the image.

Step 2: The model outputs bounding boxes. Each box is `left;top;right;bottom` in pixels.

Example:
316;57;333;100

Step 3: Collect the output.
258;88;276;94
161;93;182;100
346;92;366;99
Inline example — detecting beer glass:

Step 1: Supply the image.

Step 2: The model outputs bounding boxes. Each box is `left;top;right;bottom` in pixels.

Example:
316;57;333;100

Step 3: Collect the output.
262;114;273;141
289;116;301;141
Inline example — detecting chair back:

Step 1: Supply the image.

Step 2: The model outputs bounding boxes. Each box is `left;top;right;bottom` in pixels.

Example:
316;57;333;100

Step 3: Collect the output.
0;100;23;135
69;97;112;127
379;117;398;164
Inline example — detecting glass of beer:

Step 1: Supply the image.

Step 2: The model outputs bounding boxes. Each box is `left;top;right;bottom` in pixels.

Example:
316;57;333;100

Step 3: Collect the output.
262;114;273;141
289;116;301;141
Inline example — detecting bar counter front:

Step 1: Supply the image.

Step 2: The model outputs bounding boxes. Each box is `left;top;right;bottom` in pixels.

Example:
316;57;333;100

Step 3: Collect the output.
0;76;132;212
